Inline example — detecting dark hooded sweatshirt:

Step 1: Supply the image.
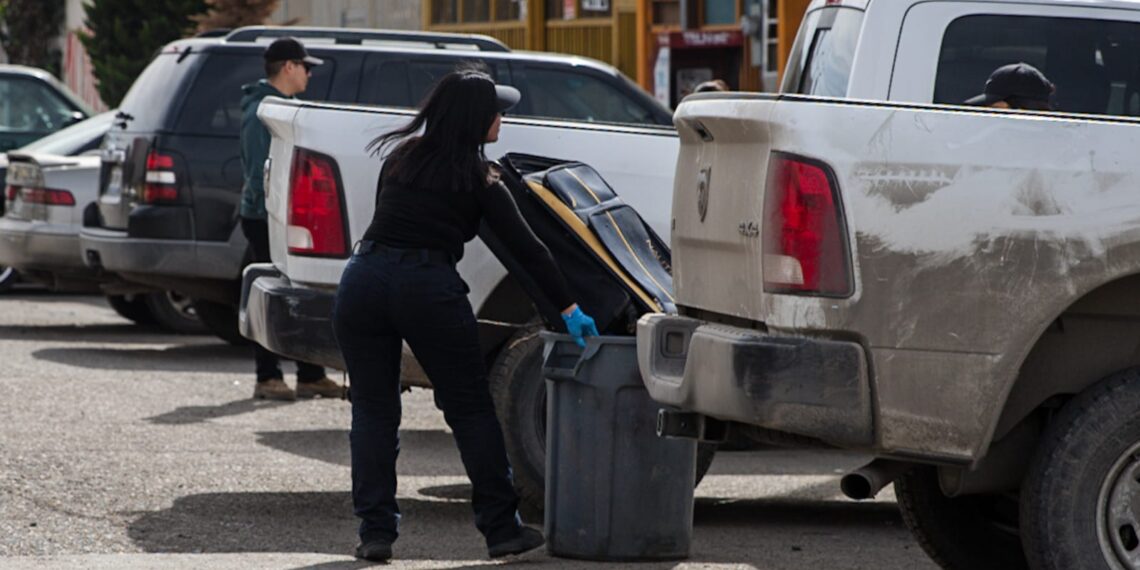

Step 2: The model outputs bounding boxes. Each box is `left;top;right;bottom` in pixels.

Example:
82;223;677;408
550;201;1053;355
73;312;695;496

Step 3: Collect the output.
239;80;290;220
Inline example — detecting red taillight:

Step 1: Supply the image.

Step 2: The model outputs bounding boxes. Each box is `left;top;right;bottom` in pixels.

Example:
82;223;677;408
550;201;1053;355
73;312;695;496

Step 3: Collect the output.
146;152;174;170
287;148;347;257
762;153;851;297
5;185;17;201
12;186;76;206
142;185;178;203
142;150;178;204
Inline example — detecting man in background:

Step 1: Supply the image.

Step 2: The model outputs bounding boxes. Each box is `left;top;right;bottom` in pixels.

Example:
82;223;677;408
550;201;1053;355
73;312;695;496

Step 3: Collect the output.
239;37;344;401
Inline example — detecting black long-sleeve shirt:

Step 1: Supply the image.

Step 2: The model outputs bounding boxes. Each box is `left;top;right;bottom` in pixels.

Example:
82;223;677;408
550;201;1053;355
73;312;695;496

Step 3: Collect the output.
363;160;575;311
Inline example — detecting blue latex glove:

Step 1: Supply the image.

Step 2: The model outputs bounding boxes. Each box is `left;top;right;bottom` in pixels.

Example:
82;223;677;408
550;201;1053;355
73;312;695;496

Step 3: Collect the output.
562;306;599;348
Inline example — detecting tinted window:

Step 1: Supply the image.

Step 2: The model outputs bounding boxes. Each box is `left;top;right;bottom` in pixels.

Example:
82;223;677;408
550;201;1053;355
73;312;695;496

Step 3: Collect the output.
782;7;864;97
19;110;115;155
0;76;78;132
358;59;413;107
176;53;335;136
358;55;507;108
515;66;659;125
118;52;198;132
935;15;1140;116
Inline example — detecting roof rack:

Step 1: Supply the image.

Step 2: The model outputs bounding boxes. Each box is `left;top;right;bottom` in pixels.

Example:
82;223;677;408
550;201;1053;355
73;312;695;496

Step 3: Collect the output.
224;26;510;52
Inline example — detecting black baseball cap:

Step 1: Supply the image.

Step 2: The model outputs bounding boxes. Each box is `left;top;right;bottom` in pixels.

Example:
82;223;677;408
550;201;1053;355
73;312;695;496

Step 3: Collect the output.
495;84;520;113
264;37;323;67
966;62;1054;107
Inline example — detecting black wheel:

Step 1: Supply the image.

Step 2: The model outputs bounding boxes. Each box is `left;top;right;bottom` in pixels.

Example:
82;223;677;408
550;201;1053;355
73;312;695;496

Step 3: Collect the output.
105;294;156;325
0;265;18;293
895;466;1027;570
1021;369;1140;570
191;299;250;345
146;291;208;334
488;327;716;512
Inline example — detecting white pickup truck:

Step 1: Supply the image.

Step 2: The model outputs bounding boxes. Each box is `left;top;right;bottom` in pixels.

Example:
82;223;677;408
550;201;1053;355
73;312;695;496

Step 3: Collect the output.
638;0;1140;569
240;98;682;507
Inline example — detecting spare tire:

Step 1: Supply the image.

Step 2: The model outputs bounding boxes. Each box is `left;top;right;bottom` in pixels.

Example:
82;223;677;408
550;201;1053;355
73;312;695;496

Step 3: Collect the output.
488;326;716;511
106;294;156;325
191;299;250;345
145;291;208;334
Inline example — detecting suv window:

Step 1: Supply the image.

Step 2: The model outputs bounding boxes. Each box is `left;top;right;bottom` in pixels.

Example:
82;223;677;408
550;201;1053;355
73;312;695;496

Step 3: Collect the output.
357;55;508;108
176;52;335;136
0;76;78;132
935;15;1140;117
514;65;659;125
117;52;199;132
782;7;864;97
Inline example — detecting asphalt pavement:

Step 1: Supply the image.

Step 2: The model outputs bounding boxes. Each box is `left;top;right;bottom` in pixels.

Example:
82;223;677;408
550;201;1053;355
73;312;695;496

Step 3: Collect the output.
0;291;938;569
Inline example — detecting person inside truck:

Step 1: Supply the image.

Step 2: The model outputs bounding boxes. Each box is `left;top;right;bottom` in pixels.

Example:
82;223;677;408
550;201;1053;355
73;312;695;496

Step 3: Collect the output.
239;37;345;401
966;62;1056;111
332;68;598;562
694;79;730;93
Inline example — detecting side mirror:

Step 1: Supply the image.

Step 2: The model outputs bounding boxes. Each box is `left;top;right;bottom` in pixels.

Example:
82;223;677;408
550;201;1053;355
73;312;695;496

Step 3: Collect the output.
66;111;86;126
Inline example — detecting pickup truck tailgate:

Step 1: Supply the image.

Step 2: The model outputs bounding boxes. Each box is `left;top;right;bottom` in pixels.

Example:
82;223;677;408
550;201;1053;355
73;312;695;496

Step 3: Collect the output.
672;96;778;321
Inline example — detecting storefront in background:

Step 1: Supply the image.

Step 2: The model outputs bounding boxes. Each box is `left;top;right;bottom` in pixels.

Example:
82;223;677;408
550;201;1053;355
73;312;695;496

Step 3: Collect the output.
424;0;811;106
424;0;642;81
643;0;810;107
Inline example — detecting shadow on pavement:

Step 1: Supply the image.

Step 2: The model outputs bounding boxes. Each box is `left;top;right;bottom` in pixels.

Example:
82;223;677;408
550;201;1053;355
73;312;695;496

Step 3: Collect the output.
126;489;906;568
419;483;471;501
147;398;296;425
286;561;377;570
694;495;900;527
255;429;467;476
125;491;485;559
255;429;351;466
0;323;184;343
32;343;248;372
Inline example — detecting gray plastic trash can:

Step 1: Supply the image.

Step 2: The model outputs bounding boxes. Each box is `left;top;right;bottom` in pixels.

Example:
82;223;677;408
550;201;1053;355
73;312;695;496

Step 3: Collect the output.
542;333;696;561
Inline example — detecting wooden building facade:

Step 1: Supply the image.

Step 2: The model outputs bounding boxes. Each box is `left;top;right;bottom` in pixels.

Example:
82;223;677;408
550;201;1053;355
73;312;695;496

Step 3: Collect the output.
423;0;812;106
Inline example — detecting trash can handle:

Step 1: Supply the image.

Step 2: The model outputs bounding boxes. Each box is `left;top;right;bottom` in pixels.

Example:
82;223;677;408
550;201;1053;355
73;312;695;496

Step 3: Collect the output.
541;336;602;383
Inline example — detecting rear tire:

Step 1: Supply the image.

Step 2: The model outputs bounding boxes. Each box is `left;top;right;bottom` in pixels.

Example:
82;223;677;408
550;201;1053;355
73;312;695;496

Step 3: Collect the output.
1021;369;1140;570
106;294;156;325
192;299;250;345
488;327;716;512
894;466;1027;570
145;292;208;334
0;265;18;293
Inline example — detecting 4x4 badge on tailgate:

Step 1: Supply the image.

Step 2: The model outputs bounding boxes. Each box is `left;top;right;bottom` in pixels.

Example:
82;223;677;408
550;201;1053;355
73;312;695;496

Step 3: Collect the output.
697;167;711;222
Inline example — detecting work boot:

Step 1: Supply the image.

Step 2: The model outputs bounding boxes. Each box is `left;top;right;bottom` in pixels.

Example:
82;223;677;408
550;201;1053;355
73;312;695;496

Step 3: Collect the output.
253;378;296;401
355;538;393;562
296;377;346;399
488;526;545;559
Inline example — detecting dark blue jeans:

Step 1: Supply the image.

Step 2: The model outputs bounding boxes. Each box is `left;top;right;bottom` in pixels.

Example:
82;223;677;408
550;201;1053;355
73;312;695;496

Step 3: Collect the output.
332;241;523;547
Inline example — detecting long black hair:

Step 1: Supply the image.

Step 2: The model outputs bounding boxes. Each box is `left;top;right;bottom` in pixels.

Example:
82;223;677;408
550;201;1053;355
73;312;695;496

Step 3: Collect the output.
366;66;500;191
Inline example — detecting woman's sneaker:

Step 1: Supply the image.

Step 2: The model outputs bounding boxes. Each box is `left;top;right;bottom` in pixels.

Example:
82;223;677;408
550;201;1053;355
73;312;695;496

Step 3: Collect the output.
355;538;393;562
488;526;545;558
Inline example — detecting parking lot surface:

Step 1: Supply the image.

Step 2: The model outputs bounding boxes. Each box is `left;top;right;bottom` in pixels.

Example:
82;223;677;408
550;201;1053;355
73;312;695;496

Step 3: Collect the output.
0;292;936;569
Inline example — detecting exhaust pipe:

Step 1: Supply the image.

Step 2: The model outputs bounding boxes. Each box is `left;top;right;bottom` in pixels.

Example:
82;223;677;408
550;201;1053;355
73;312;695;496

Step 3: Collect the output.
840;459;913;500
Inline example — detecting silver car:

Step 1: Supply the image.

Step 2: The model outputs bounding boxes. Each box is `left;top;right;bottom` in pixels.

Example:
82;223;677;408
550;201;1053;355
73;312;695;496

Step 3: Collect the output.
0;112;202;333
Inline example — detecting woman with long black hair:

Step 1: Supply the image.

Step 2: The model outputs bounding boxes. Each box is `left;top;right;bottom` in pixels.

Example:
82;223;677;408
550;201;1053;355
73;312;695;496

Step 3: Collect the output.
333;69;598;562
